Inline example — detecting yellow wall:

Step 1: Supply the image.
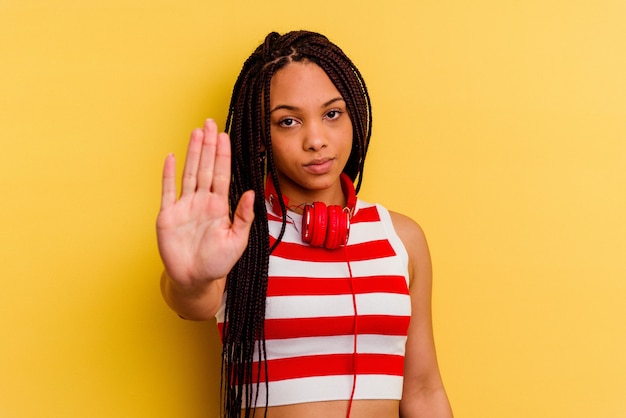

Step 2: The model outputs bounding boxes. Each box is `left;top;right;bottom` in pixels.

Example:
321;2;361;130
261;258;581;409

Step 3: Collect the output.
1;1;624;417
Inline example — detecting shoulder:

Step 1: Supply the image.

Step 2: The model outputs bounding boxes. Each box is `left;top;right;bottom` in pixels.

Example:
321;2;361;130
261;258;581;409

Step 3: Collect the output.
388;210;432;288
388;211;428;255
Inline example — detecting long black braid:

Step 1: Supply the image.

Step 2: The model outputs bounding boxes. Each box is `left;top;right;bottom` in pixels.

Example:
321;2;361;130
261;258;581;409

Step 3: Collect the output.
221;30;372;418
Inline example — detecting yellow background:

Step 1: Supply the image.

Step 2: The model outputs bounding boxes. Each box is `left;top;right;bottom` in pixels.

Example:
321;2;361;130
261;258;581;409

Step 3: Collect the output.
1;1;625;417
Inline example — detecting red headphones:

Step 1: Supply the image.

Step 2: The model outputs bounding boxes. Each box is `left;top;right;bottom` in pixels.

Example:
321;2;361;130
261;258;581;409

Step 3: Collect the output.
265;173;357;250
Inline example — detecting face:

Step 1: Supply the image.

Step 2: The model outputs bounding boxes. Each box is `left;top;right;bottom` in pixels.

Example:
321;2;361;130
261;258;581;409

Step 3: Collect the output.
268;61;353;206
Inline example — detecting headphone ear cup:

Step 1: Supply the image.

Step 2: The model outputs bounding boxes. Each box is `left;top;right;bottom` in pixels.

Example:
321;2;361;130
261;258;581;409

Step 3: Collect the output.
302;202;328;247
324;205;343;250
302;204;313;244
310;202;328;247
302;202;350;249
337;208;350;247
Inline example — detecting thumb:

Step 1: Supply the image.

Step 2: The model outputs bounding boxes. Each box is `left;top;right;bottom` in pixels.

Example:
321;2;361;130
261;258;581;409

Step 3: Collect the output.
231;190;256;240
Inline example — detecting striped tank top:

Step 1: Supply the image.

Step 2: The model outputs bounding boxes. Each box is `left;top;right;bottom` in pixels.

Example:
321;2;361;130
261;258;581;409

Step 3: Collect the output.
216;198;412;407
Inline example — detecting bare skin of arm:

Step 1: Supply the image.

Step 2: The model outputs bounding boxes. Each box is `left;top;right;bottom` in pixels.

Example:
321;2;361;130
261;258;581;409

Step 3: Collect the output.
156;119;255;320
391;211;453;418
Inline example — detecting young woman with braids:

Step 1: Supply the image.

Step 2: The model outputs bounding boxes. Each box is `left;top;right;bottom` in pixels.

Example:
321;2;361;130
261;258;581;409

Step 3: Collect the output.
156;31;453;418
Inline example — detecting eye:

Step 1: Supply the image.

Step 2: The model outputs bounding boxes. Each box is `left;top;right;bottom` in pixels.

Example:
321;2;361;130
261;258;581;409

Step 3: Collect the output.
325;109;343;120
278;117;298;128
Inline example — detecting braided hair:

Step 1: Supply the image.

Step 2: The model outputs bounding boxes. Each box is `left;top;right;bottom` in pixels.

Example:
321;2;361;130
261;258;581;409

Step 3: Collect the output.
221;30;372;418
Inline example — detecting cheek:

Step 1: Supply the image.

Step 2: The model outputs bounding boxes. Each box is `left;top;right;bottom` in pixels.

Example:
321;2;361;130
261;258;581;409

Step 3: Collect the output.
340;125;354;150
270;138;295;165
271;136;292;154
341;117;354;139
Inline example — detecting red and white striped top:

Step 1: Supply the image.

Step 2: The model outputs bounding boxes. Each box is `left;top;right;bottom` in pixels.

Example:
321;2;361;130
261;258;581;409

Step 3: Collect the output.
216;199;411;407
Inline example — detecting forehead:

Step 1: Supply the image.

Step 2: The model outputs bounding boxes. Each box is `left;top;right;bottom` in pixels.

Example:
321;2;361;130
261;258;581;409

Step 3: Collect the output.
269;62;342;106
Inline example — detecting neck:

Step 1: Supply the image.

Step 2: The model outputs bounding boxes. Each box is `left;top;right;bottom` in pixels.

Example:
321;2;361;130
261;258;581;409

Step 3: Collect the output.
265;173;357;216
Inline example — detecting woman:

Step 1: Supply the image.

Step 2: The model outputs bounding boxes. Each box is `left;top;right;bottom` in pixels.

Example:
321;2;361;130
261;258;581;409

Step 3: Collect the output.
157;30;452;418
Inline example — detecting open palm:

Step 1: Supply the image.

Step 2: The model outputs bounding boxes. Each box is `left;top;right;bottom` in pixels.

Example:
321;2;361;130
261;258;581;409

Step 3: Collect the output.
156;119;255;288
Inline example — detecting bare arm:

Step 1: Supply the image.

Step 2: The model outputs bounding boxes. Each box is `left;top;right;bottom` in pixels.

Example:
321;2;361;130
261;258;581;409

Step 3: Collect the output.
156;119;255;320
391;212;453;418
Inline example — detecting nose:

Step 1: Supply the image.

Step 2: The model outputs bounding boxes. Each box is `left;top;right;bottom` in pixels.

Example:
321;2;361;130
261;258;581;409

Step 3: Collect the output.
303;120;327;151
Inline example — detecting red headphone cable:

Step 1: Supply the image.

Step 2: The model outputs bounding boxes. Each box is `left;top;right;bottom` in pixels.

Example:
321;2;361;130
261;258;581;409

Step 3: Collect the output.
345;246;358;418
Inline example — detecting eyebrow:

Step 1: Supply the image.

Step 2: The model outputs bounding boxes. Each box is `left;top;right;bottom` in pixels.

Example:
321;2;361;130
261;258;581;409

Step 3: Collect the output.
269;97;345;114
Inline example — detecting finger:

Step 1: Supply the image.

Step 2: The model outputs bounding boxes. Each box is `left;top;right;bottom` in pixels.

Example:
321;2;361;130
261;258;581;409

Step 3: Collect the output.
181;127;204;196
196;119;218;192
231;190;256;240
211;132;232;197
160;153;177;210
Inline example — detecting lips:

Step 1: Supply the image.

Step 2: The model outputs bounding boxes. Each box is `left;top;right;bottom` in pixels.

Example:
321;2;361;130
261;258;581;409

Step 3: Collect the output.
304;157;334;174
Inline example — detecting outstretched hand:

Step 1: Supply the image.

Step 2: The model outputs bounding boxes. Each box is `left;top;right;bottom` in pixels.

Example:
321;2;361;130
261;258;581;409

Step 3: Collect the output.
156;119;255;289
